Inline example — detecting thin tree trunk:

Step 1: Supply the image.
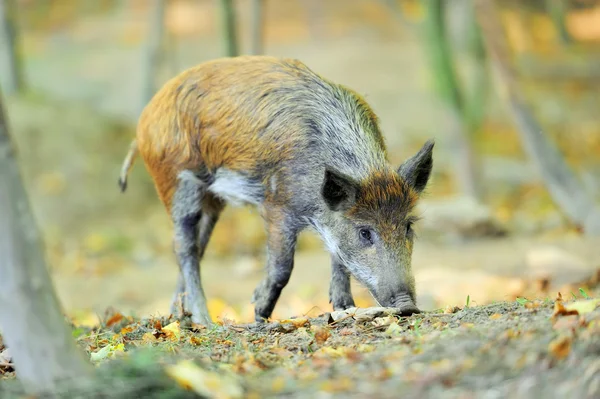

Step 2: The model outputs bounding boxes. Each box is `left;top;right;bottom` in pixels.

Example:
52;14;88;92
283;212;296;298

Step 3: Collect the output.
219;0;238;57
421;0;481;199
0;95;92;393
545;0;571;45
464;0;488;134
140;0;166;113
0;0;25;95
250;0;264;55
474;0;600;234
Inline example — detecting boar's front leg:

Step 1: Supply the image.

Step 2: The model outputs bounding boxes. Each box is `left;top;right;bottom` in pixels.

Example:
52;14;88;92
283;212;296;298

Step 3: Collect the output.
252;208;298;322
329;259;356;310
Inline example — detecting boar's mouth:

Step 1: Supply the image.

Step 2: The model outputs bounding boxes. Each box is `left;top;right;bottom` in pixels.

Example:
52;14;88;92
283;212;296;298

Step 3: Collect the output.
395;304;421;316
372;292;421;316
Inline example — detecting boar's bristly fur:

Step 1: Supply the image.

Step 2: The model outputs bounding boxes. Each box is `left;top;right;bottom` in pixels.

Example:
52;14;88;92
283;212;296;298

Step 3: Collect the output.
119;56;434;324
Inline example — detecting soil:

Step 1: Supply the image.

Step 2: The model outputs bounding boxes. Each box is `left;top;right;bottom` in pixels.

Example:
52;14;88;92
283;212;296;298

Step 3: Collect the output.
2;292;599;398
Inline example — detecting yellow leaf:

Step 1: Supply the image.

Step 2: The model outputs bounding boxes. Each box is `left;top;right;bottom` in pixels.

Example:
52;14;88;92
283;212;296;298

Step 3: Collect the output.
189;336;206;346
489;313;502;320
162;321;181;341
280;317;309;328
564;299;600;315
90;344;125;362
315;346;344;358
385;323;403;337
165;360;243;399
142;332;158;344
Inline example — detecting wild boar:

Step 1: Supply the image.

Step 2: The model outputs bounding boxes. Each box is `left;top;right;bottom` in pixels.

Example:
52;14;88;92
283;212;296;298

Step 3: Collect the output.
119;56;434;325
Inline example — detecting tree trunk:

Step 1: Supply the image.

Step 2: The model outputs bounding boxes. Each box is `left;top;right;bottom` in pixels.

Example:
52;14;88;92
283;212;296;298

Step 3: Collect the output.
140;0;166;114
0;0;25;95
250;0;264;55
545;0;572;45
474;0;600;235
464;0;488;134
0;93;92;393
219;0;239;57
420;0;481;199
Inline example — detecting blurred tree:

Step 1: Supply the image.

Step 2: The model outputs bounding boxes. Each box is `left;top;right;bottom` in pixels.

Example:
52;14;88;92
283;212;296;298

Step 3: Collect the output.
140;0;166;114
420;0;486;200
219;0;239;57
475;0;600;235
0;92;92;393
0;0;25;95
545;0;572;45
250;0;265;55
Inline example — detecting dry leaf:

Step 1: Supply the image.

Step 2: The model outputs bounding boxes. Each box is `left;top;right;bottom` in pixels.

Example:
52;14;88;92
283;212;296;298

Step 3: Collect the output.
314;327;331;345
444;305;461;314
489;313;502;320
280;317;309;329
549;336;571;360
552;301;578;319
564;298;600;315
165;360;243;399
120;325;135;335
162;321;182;341
90;343;125;362
142;332;158;344
105;312;124;328
189;336;206;346
385;323;404;337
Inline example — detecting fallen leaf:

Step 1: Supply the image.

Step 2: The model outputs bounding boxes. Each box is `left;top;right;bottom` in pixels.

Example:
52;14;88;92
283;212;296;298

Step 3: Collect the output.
444;305;461;314
142;332;158;344
165;360;243;399
313;327;331;345
552;301;578;319
314;346;345;358
90;344;125;362
280;317;309;329
105;312;124;328
564;298;600;315
489;313;502;320
385;323;404;337
120;325;135;335
189;336;206;346
0;348;12;370
549;336;571;360
162;321;182;341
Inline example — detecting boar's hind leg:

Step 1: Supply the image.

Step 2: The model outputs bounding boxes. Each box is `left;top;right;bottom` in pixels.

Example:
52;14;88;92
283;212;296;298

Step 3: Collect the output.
252;208;298;322
170;194;223;316
329;259;355;310
171;176;212;326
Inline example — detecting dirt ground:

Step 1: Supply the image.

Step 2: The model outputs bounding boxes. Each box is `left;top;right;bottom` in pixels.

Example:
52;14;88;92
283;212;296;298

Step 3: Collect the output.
2;291;599;398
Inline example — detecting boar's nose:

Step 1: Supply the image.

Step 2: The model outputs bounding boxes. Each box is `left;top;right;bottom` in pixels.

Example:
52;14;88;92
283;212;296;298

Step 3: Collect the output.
390;293;420;316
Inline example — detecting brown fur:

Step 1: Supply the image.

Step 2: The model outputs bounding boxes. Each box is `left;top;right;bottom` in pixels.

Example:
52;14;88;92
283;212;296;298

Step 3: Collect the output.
135;56;366;211
348;171;418;242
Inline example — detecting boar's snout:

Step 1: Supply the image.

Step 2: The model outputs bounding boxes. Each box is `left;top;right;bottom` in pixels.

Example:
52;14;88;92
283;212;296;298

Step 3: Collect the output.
388;293;420;316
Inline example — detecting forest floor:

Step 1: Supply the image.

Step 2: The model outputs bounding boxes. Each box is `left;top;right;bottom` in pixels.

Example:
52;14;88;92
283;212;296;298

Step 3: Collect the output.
1;289;599;398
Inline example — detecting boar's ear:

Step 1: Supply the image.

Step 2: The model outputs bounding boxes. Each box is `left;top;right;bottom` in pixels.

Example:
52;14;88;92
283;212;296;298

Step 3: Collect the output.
397;139;434;194
322;168;358;211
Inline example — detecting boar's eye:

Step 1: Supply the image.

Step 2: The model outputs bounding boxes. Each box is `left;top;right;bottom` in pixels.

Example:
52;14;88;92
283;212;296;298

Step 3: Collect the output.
406;221;413;237
359;228;374;245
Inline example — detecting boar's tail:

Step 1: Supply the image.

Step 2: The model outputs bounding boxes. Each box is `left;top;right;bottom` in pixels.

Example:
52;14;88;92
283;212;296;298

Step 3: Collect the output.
118;139;139;193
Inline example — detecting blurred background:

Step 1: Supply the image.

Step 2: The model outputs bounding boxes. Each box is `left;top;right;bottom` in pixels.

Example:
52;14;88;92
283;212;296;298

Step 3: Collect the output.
2;0;600;325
